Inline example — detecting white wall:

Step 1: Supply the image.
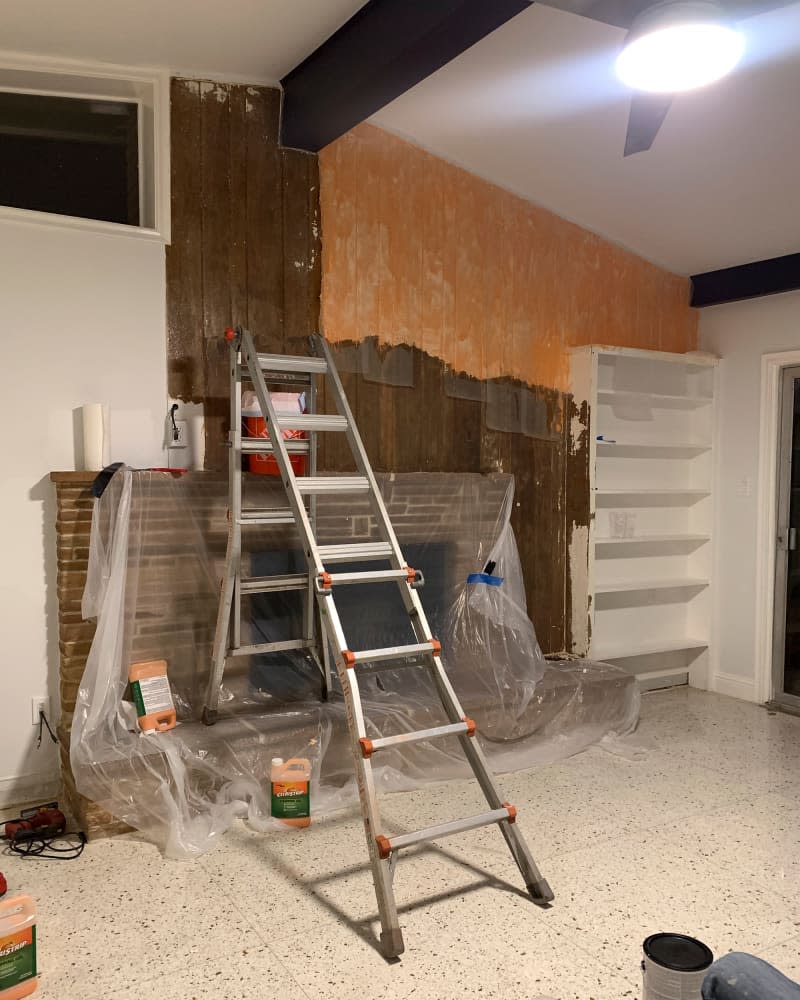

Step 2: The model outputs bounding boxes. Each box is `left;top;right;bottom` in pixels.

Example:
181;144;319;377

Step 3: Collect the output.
700;289;800;703
0;214;167;805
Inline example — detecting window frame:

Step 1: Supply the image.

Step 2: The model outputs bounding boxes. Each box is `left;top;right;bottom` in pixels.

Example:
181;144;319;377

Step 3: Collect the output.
0;52;170;243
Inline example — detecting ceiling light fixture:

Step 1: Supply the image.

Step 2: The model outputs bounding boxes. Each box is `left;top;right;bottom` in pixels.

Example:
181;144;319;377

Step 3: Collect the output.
615;1;745;93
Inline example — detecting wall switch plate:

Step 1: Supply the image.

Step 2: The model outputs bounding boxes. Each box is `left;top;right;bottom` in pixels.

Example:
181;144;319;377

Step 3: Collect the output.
31;696;49;726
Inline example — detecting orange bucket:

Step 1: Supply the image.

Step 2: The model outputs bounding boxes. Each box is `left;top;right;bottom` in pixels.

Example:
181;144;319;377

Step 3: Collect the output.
242;392;307;477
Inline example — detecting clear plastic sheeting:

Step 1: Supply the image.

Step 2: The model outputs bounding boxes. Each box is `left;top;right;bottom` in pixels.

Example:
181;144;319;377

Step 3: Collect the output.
72;469;639;858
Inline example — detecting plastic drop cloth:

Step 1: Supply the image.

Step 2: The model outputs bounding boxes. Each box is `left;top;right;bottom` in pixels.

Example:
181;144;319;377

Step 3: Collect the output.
72;469;639;858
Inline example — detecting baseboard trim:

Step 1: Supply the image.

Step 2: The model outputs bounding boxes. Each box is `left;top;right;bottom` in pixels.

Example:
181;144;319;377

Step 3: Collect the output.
0;771;60;810
711;670;758;703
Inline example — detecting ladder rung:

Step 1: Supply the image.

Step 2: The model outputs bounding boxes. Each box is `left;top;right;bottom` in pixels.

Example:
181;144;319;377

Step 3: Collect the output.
274;414;348;433
360;720;474;758
255;353;328;375
376;807;516;858
323;569;412;586
239;365;312;387
240;574;309;595
317;542;394;563
228;638;310;657
241;438;310;454
344;641;439;667
238;508;295;525
296;477;369;495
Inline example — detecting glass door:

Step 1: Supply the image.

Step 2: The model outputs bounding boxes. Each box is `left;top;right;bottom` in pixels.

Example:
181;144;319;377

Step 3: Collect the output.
773;366;800;708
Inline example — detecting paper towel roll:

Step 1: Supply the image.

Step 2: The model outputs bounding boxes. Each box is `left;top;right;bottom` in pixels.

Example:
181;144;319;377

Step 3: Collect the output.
82;404;110;470
187;414;205;471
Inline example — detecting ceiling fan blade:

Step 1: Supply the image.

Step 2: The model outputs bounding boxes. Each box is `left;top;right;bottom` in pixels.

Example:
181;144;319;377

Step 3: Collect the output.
534;0;651;29
623;92;673;155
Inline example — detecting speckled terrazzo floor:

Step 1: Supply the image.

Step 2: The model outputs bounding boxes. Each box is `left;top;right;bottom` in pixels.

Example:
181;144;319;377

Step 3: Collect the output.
6;687;800;1000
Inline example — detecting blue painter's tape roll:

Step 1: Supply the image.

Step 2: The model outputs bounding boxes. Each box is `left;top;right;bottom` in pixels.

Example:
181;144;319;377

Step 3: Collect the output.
466;573;504;586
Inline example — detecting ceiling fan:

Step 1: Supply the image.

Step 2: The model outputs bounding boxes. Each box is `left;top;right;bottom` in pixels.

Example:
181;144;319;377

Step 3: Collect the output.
535;0;789;155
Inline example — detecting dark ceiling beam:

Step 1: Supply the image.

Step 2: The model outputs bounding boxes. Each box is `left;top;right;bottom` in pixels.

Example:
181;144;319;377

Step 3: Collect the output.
280;0;533;152
691;253;800;308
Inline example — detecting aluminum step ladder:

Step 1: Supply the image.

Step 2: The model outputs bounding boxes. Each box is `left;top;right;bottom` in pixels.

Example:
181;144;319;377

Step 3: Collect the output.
204;326;553;958
203;328;333;721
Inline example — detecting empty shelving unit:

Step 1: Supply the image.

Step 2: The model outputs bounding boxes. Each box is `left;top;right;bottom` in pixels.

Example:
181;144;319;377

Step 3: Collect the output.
571;346;718;690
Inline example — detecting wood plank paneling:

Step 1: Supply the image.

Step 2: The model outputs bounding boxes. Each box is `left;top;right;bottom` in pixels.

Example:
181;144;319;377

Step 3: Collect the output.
200;82;234;469
282;149;317;354
167;80;321;471
165;80;203;401
228;86;249;330
246;86;283;353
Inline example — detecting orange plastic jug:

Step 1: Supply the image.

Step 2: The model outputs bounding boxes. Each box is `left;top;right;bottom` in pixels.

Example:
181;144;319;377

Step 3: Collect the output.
270;757;311;828
0;896;37;999
129;659;176;733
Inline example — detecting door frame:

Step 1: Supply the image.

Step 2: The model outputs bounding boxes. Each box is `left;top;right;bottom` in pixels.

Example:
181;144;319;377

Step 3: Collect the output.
755;350;800;703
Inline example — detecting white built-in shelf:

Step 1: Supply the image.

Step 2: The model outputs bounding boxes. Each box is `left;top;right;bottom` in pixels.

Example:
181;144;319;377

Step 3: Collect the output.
597;389;712;410
571;345;717;688
595;578;709;594
593;637;709;660
596;441;711;458
595;533;710;546
595;489;711;499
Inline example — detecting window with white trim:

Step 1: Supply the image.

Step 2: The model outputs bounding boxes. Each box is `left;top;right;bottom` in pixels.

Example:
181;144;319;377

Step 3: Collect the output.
0;55;170;241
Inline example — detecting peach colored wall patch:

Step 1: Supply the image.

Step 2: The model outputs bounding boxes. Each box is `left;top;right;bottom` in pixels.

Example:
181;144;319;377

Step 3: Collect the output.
319;124;697;392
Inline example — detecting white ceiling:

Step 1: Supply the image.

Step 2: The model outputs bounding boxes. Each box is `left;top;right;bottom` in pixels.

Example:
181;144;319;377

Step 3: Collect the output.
0;0;365;83
373;2;800;275
3;0;799;274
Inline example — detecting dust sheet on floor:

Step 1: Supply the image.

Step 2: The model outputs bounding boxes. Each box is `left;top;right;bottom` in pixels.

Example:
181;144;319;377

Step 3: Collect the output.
71;469;639;857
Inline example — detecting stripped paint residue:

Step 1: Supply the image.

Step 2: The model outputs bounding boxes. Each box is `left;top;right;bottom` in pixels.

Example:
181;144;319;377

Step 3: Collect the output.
319;123;698;393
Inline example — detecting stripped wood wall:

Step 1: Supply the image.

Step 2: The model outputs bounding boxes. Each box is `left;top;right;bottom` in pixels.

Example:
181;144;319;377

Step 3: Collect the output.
165;100;696;654
166;79;321;468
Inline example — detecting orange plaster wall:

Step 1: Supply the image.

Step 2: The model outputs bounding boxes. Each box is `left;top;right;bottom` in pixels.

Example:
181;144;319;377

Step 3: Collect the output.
319;123;697;392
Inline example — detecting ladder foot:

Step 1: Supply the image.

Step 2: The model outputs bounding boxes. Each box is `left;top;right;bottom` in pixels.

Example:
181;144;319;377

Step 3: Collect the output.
201;706;219;726
379;928;405;960
527;879;554;906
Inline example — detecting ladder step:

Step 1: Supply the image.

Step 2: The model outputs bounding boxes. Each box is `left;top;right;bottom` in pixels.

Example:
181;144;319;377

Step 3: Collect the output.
296;477;369;495
322;568;414;587
240;574;309;595
317;542;394;563
228;638;311;657
274;414;348;433
359;719;475;758
241;438;310;454
239;365;312;387
375;806;517;858
238;508;295;526
343;641;440;667
255;353;328;375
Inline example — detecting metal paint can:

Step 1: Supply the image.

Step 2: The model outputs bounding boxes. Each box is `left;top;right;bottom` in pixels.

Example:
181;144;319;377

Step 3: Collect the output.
641;933;714;1000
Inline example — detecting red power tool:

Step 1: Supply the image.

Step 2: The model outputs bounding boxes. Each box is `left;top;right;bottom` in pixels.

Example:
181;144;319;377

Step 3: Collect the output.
4;803;66;843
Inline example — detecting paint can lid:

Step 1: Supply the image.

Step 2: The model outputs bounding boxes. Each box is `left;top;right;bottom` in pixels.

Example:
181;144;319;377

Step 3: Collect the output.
643;933;714;972
271;758;284;766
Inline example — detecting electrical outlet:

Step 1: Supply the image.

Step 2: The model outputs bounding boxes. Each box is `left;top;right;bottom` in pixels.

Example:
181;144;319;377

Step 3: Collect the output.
168;419;187;449
31;696;49;726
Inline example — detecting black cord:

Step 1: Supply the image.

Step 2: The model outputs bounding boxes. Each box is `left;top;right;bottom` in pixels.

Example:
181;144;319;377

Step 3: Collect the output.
36;710;58;750
8;832;86;861
169;403;180;442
